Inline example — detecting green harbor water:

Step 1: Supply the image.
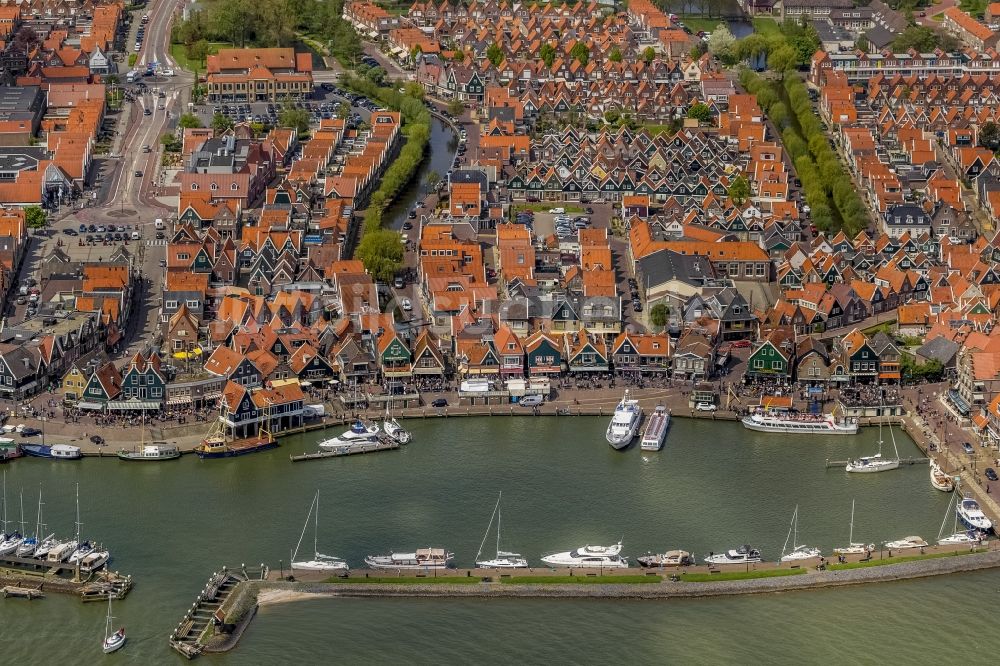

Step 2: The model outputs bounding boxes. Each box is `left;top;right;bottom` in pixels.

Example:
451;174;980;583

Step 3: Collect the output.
0;416;994;662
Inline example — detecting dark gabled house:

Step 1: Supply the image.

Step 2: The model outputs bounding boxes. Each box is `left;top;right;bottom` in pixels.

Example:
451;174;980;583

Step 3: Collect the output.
118;351;166;404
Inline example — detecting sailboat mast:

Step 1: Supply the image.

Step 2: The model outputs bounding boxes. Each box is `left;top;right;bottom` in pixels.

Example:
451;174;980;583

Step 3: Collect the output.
2;470;6;535
849;500;855;544
496;492;502;557
19;488;25;534
34;485;42;540
75;482;81;543
475;493;502;562
793;505;798;548
314;491;319;556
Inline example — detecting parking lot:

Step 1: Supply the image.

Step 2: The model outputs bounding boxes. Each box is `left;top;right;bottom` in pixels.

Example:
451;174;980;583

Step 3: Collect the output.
195;83;385;131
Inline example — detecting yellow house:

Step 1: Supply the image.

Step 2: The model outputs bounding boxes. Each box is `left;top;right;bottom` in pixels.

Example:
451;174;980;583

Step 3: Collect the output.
62;366;88;402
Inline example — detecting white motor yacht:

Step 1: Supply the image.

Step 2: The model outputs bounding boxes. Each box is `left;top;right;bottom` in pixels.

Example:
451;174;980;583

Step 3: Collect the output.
80;548;110;572
364;548;454;570
885;536;928;550
541;542;628;568
957;497;993;532
705;545;762;565
318;421;380;450
606;391;642;450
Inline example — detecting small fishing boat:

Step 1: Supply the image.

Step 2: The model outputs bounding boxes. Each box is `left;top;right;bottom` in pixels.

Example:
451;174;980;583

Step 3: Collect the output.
364;548;454;570
102;594;126;654
19;443;82;460
640;405;670;451
636;550;693;567
884;536;927;550
929;459;954;492
704;545;762;565
290;491;349;572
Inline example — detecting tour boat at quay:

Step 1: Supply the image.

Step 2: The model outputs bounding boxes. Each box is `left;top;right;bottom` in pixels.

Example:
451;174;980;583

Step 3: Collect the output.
606;391;642;450
741;410;858;435
640;405;670;451
541;542;628;568
364;548;454;570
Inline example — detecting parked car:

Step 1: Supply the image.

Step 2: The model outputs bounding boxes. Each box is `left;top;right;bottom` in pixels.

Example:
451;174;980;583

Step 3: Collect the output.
20;427;42;437
695;402;717;412
401;298;412;311
986;467;999;481
63;228;77;236
431;398;448;408
963;442;975;454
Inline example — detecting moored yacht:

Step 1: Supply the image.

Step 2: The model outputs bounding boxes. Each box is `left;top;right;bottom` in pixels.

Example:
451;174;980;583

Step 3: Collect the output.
779;504;821;562
637;550;693;567
885;535;928;550
938;530;984;546
541;542;628;568
318;421;380;450
957;497;993;532
704;545;762;565
117;444;181;461
606;391;642;450
364;548;454;570
19;443;82;460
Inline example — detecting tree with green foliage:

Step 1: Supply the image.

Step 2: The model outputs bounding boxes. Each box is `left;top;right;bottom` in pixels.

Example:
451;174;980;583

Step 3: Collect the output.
901;355;944;383
736;33;770;63
279;104;310;133
728;174;751;207
178;113;203;129
892;25;958;53
649;303;669;329
356;229;404;282
186;39;210;67
128;53;138;67
604;108;621;125
213;0;256;47
24;205;46;229
641;46;655;64
979;121;1000;152
336;102;352;119
425;170;441;188
447;98;465;117
487;42;504;67
160;133;181;152
707;23;736;65
686;102;712;124
211;113;233;133
609;46;622;63
768;44;799;77
540;42;556;68
569;41;589;66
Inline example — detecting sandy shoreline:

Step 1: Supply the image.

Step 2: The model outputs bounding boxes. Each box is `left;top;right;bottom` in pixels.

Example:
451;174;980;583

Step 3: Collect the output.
256;588;335;607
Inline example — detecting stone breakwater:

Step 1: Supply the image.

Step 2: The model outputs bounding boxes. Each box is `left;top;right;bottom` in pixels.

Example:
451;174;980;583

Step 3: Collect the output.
248;550;1000;602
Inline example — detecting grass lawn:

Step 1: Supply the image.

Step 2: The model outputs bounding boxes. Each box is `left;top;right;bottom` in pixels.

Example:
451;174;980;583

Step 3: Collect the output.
861;321;897;336
677;16;728;34
501;575;662;584
324;576;481;584
169;41;229;74
678;568;807;582
828;548;986;571
752;17;782;37
643;124;679;137
513;202;585;213
960;0;988;17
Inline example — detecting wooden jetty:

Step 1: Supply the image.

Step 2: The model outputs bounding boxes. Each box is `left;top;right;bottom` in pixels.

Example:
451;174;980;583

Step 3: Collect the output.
170;565;268;659
0;553;132;601
290;436;400;462
826;457;928;468
2;584;44;599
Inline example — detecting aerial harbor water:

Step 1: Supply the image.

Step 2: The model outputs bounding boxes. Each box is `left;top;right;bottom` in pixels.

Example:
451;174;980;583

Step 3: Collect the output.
0;416;994;661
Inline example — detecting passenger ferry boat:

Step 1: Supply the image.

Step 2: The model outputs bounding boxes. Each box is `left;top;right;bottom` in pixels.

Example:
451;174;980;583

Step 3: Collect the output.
364;548;454;570
741;396;857;435
640;405;670;451
606;390;642;450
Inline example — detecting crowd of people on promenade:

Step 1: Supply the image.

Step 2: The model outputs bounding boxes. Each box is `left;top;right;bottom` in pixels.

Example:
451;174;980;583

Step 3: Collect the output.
839;385;900;407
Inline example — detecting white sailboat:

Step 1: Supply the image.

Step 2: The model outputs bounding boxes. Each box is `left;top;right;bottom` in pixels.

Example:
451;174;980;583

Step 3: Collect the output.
0;488;27;556
833;499;874;555
475;492;528;569
780;505;821;562
102;593;126;653
937;488;983;546
929;458;955;492
845;406;899;474
290;491;348;572
0;471;24;556
381;405;412;444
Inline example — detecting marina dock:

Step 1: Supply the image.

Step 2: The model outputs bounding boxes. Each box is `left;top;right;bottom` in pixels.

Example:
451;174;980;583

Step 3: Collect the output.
290;436;400;462
2;585;43;599
170;565;267;659
0;553;132;601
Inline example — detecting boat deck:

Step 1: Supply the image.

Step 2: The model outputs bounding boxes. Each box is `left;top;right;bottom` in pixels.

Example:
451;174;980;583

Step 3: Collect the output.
826;457;928;468
641;410;669;448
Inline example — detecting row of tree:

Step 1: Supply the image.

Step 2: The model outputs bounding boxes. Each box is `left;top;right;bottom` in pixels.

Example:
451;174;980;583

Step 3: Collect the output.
740;70;868;236
340;75;434;281
708;20;820;70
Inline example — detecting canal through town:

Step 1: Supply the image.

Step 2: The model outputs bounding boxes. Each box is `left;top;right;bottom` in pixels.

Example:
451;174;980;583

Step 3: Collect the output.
0;416;987;661
384;115;458;231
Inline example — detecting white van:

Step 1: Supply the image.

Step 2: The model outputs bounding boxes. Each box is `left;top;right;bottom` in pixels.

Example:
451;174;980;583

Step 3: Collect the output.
154;218;165;230
548;207;565;214
519;394;544;407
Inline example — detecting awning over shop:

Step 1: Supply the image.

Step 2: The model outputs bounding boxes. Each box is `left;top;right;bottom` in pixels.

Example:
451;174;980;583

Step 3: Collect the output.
77;401;105;411
166;395;192;406
203;392;223;400
947;389;970;417
108;399;161;411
